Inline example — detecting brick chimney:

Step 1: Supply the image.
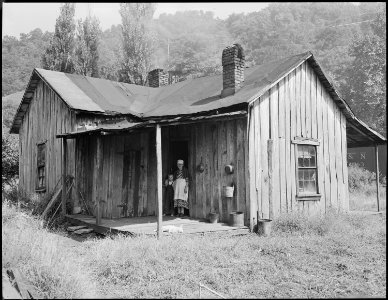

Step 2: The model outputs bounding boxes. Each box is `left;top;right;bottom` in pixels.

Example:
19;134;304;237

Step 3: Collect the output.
147;69;169;87
221;44;245;97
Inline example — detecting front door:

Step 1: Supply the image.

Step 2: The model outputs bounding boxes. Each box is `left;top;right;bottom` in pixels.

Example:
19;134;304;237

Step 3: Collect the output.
169;140;189;216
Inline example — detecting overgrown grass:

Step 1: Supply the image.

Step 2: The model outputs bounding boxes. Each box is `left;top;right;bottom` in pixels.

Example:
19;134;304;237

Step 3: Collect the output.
83;210;385;298
2;200;386;298
2;201;97;298
348;163;387;211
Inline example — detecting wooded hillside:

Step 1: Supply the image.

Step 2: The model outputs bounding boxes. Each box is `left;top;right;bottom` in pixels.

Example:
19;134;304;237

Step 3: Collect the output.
2;2;386;136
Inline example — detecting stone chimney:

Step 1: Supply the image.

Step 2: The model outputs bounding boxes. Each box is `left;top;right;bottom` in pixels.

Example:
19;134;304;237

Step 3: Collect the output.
221;43;245;97
147;69;169;87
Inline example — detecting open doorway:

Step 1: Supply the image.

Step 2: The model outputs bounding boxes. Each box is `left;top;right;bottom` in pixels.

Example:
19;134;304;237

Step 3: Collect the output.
169;140;189;216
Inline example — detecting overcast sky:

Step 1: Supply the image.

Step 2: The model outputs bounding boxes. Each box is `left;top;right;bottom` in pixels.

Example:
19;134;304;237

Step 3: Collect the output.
2;2;269;38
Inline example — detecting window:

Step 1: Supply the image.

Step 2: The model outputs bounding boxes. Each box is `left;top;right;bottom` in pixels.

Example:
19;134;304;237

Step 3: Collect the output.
297;145;318;195
36;142;46;191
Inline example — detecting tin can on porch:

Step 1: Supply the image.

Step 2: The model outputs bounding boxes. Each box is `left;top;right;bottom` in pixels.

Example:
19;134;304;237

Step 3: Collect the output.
257;219;272;236
208;212;219;223
229;211;244;227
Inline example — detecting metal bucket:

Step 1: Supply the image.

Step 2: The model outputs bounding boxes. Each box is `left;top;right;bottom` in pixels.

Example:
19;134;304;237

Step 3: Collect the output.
257;219;272;236
229;211;244;227
208;213;219;224
223;186;234;198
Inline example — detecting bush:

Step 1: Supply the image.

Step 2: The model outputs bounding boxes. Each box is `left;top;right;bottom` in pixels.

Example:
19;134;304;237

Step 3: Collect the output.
272;210;363;236
2;129;19;190
348;163;377;194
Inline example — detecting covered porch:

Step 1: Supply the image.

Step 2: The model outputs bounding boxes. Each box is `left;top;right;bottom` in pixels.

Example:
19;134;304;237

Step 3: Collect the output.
346;115;386;211
57;111;248;238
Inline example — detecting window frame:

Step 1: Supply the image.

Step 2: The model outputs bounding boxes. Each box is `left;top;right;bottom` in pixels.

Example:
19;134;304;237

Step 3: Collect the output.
292;137;321;200
36;141;47;192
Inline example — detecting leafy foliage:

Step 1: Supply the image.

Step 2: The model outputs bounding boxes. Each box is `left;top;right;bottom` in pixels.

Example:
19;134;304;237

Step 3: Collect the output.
2;128;19;189
2;2;386;136
74;16;101;77
340;5;386;136
118;3;157;85
2;95;21;189
2;29;52;96
41;3;76;73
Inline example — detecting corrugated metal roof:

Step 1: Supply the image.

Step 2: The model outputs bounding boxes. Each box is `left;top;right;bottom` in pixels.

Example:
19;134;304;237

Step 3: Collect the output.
48;52;310;117
9;51;386;145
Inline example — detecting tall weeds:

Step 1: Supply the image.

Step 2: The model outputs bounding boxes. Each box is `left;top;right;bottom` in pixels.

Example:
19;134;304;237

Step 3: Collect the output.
2;201;97;298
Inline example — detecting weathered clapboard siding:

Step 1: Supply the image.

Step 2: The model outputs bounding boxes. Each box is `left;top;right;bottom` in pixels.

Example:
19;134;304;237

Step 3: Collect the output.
19;81;76;200
162;119;248;224
75;130;156;219
250;61;349;218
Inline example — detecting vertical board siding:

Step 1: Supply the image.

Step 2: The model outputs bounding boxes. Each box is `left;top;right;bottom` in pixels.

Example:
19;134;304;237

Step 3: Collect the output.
161;120;248;224
250;61;349;218
76;131;156;219
19;81;76;201
75;119;247;222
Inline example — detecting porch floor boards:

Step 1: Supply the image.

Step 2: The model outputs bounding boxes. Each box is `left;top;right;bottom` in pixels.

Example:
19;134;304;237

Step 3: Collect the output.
65;214;249;236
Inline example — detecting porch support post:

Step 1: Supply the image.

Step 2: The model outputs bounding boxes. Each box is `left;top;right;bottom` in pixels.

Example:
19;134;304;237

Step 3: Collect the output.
375;144;380;212
62;138;67;215
156;124;163;239
96;135;103;225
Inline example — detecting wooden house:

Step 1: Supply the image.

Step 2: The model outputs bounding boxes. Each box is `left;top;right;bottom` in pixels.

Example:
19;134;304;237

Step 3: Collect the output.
11;44;386;231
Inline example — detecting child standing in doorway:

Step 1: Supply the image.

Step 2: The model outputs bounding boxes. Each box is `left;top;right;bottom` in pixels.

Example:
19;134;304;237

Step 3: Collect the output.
164;173;175;216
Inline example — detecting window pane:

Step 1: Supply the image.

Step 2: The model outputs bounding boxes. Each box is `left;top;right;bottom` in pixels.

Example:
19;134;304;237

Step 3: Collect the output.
305;180;316;193
310;156;316;167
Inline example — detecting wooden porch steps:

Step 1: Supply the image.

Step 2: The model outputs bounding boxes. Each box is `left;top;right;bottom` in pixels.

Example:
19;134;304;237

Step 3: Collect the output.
65;214;250;237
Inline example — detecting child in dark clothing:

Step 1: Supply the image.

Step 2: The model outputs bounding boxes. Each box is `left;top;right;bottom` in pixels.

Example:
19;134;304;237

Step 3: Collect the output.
163;174;175;216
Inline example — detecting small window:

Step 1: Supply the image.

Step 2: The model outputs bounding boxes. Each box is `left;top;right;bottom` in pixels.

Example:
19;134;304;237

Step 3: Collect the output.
36;143;46;191
297;145;318;195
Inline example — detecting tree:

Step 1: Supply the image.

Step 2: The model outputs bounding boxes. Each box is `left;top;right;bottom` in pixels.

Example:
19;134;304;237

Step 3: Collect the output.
341;4;386;136
118;3;156;85
41;3;76;73
2;129;19;189
74;16;101;77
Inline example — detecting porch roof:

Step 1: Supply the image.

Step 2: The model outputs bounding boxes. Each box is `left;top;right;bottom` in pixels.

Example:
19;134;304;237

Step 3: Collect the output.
56;110;248;139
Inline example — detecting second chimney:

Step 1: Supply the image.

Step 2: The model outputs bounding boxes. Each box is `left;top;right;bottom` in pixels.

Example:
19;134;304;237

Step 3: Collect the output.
221;44;245;97
147;69;169;87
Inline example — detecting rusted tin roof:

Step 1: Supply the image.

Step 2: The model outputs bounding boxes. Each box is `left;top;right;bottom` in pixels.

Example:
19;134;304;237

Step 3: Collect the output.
9;51;386;145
